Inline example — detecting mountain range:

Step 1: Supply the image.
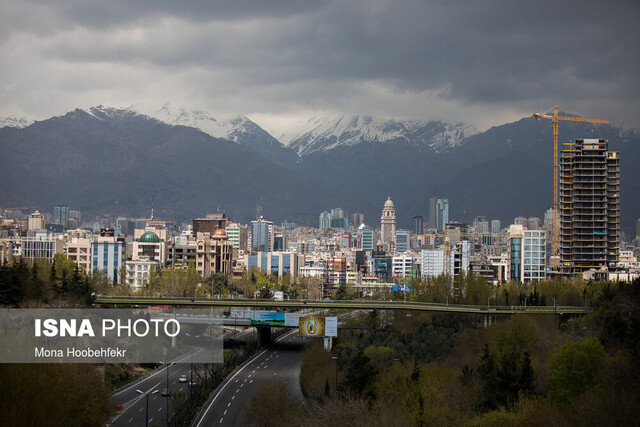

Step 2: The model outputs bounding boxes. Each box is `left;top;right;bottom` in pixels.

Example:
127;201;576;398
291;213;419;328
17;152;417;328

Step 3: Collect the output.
1;106;638;236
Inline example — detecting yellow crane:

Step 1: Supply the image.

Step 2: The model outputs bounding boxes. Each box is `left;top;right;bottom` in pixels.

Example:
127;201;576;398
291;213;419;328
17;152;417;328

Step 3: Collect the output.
532;105;609;270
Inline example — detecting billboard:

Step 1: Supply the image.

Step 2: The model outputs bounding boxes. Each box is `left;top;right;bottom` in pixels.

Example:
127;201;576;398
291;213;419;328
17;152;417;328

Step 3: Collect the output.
284;312;305;327
298;316;337;337
250;311;285;326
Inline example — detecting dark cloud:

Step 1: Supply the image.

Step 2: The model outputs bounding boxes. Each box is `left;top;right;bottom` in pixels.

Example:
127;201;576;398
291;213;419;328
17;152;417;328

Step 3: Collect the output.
1;0;639;128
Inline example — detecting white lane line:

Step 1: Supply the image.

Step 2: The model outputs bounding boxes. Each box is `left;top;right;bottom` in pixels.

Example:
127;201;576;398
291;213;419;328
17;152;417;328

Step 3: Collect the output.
158;408;162;412
250;379;253;384
248;375;251;378
232;395;235;400
219;418;223;424
196;348;269;427
139;408;143;413
264;365;268;369
228;402;231;407
236;389;240;393
129;418;133;423
149;419;153;424
224;410;227;415
235;379;239;383
240;383;244;388
252;370;256;373
244;379;247;382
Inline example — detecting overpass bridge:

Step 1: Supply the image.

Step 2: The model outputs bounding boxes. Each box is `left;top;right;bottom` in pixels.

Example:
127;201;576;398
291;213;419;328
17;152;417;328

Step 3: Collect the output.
95;296;590;315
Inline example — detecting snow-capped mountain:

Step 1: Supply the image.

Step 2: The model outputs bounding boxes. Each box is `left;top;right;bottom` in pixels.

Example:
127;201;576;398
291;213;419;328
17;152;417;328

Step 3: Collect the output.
153;104;296;164
279;115;476;156
0;116;34;128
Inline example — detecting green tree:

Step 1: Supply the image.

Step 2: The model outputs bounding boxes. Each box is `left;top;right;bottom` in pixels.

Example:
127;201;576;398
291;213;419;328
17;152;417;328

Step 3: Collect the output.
547;338;605;406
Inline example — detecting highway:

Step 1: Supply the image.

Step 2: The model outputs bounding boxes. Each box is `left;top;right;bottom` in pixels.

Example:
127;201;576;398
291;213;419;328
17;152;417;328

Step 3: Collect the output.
96;296;591;315
110;328;253;427
193;329;304;427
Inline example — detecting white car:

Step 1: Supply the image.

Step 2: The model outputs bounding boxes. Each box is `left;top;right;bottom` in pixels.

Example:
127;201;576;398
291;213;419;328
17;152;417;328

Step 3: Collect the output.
178;375;188;383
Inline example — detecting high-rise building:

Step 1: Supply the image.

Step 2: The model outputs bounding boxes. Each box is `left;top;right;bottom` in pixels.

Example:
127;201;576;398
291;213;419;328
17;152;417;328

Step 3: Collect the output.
380;197;397;246
319;211;332;229
413;215;424;235
528;217;541;230
53;205;69;228
490;220;501;234
251;217;273;252
560;139;619;274
429;198;449;233
351;213;364;228
28;211;45;231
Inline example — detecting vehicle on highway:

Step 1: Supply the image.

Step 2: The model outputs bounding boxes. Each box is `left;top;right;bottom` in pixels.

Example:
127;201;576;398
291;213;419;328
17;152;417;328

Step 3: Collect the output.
179;375;187;383
161;388;170;397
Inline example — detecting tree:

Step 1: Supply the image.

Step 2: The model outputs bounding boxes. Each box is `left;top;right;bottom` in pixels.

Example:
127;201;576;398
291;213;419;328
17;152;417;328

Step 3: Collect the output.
547;338;605;406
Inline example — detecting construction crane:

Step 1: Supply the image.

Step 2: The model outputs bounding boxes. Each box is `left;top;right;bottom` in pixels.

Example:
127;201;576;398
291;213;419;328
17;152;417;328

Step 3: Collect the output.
532;105;609;270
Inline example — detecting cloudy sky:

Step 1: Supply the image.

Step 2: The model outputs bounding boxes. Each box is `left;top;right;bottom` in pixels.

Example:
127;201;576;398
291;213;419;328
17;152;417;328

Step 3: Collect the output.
1;0;639;133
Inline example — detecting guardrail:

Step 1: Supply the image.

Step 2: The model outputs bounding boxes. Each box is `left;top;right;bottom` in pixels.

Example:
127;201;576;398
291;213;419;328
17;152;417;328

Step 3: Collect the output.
94;296;590;315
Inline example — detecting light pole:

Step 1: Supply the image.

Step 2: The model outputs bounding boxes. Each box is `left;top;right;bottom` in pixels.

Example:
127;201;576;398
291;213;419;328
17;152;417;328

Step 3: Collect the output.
136;389;158;427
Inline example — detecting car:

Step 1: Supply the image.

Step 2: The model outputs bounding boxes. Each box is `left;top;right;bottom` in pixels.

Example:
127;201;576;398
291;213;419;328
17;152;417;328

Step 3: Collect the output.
161;388;170;397
178;375;187;383
189;380;197;387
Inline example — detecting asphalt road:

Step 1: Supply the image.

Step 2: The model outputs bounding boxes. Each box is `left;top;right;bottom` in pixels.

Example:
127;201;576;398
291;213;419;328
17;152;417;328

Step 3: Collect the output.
193;329;305;427
110;327;254;427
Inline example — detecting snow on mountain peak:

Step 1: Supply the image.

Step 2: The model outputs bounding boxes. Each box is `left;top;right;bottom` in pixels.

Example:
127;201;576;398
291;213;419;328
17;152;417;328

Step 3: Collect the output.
279;115;476;156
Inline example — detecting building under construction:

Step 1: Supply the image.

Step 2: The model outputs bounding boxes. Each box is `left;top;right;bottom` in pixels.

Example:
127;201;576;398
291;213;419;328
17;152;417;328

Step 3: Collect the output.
560;139;619;275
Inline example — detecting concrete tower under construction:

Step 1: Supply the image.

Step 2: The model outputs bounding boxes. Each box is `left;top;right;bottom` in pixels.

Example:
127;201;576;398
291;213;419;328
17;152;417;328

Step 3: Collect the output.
559;139;619;275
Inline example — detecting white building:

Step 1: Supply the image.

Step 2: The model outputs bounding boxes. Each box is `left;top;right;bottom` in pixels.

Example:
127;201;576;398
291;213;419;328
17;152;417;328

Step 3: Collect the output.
392;254;416;277
126;256;160;291
421;249;445;278
380;197;397;247
22;230;63;262
507;224;547;282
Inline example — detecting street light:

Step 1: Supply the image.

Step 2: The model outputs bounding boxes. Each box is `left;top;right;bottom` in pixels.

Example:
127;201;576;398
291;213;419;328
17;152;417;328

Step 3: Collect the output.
136;389;159;427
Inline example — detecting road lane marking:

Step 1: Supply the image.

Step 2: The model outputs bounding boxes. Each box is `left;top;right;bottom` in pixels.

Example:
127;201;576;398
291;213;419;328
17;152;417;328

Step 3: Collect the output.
129;418;133;423
219;419;223;424
139;408;143;412
250;379;253;384
264;365;268;369
228;402;231;407
236;389;240;393
195;348;269;427
232;395;235;400
224;410;227;415
158;408;162;412
149;419;152;423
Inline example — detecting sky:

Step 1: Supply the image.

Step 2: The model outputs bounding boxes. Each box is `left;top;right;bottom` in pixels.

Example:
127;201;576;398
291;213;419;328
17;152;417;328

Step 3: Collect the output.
1;0;639;134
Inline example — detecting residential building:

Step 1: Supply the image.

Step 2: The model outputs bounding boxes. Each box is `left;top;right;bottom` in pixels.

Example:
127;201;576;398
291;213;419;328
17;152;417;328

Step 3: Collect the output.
21;230;63;262
421;249;445;278
64;237;92;274
392;254;415;277
195;230;234;278
560;139;620;274
92;235;125;282
125;256;160;291
225;223;248;251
